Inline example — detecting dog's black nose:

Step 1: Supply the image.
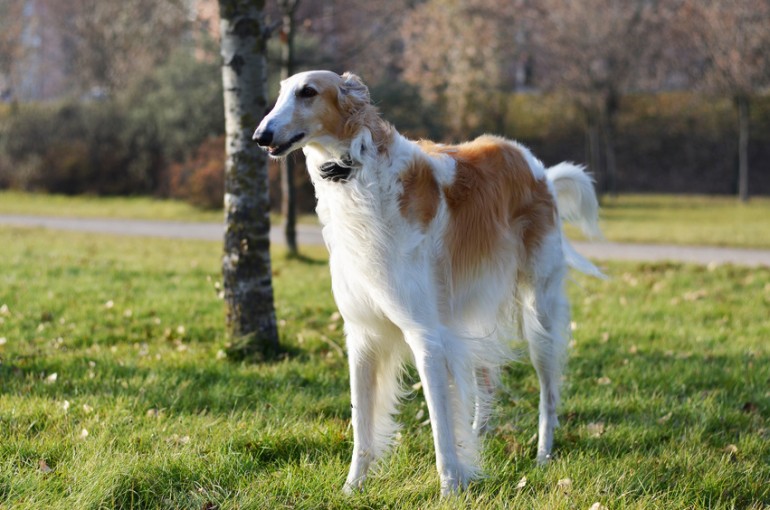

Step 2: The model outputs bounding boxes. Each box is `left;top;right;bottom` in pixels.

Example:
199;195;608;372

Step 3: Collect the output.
253;127;273;147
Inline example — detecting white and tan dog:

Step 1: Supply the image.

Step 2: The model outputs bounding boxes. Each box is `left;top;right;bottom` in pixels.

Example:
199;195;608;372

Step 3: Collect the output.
254;71;604;496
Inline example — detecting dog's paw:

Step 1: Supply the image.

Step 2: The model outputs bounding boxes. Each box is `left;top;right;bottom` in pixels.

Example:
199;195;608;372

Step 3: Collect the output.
342;479;365;496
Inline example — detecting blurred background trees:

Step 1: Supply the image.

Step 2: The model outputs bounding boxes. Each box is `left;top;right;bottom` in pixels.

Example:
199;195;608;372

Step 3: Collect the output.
1;0;769;207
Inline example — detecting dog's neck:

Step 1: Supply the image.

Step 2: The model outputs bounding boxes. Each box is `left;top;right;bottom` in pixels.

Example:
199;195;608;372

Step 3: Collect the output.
319;153;358;183
309;127;389;184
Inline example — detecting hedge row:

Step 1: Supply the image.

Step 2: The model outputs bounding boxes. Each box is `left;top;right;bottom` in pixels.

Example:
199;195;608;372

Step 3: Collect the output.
1;78;769;211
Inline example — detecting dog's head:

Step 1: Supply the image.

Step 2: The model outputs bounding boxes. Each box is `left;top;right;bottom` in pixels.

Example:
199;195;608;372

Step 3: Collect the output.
253;70;371;158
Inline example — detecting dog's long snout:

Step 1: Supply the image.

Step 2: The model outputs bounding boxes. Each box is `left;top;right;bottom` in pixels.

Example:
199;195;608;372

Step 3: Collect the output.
252;126;274;147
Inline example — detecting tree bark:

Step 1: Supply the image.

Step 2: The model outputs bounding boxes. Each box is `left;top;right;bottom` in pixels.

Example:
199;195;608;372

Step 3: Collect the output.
279;0;300;255
219;0;279;360
585;108;604;196
736;94;750;203
600;99;619;198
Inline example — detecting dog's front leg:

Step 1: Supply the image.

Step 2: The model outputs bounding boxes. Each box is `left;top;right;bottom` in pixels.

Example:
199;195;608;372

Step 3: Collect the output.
404;329;463;497
343;335;377;494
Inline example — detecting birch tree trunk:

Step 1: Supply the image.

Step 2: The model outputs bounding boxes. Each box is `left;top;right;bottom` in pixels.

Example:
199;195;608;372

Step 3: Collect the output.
219;0;279;359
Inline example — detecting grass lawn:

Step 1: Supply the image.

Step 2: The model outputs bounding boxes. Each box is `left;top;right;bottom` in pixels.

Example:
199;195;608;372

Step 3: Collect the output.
594;194;770;249
2;191;770;248
1;227;769;509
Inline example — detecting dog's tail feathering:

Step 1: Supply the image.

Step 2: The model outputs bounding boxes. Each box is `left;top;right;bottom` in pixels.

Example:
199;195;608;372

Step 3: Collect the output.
546;162;606;279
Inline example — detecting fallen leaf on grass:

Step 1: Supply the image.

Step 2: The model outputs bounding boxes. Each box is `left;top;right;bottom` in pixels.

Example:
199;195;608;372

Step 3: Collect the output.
724;444;738;457
557;477;572;494
167;434;191;446
586;422;605;438
515;476;527;490
657;412;673;424
62;400;70;412
44;373;58;384
79;428;89;439
589;503;609;510
0;337;6;346
683;289;708;302
742;402;758;414
39;460;53;473
596;376;612;386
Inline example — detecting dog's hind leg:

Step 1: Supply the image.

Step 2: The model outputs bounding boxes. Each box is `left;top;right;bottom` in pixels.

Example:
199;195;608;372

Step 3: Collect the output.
521;263;570;465
343;324;405;494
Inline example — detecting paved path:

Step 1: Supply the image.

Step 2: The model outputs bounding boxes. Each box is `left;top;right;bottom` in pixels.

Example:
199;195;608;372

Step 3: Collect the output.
2;214;769;267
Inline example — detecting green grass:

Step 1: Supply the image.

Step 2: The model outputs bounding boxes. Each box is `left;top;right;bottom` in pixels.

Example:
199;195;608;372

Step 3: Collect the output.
595;194;770;249
0;191;224;223
1;227;769;509
0;191;318;227
3;191;770;248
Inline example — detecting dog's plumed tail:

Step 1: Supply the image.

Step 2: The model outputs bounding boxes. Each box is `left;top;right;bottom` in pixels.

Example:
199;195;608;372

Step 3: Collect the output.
546;162;606;279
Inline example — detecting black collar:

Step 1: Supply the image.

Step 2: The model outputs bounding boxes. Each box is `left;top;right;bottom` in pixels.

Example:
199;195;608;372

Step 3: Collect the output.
319;153;357;183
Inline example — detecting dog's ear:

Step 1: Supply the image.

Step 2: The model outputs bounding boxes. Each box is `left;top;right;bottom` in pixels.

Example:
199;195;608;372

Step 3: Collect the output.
339;72;370;114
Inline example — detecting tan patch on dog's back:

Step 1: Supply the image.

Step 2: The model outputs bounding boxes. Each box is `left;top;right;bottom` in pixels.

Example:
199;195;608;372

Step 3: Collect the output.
399;157;440;230
440;135;556;282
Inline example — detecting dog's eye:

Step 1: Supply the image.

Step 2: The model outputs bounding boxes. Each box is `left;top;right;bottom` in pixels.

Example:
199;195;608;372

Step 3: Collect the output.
297;85;318;99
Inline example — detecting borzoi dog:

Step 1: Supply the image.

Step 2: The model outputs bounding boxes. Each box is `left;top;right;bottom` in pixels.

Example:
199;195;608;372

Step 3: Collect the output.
254;70;604;496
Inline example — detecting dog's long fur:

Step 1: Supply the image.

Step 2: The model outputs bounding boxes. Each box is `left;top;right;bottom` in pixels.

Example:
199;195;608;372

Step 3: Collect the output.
254;71;604;496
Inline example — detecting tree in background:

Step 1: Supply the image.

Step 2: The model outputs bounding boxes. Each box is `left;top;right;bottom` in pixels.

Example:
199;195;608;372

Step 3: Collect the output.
278;0;300;256
219;0;279;360
401;0;520;138
532;0;662;196
688;0;770;202
50;0;188;94
0;0;24;98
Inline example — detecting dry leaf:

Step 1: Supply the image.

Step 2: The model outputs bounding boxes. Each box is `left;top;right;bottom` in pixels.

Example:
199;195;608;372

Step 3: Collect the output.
330;311;342;322
0;337;6;346
79;428;89;439
0;304;9;315
39;460;53;473
657;412;673;424
683;289;708;302
215;350;227;360
587;422;605;437
45;373;58;384
589;503;608;510
724;444;738;456
82;404;93;414
597;376;612;386
557;477;573;493
104;300;114;309
62;400;70;412
515;476;527;490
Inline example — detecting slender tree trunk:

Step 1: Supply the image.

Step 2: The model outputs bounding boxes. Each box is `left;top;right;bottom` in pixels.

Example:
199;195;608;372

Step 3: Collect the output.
279;0;300;255
219;0;279;360
736;94;750;203
585;108;604;196
600;105;618;198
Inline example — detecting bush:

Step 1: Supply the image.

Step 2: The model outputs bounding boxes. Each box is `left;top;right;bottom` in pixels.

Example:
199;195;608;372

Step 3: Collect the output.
0;51;223;197
165;135;225;209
